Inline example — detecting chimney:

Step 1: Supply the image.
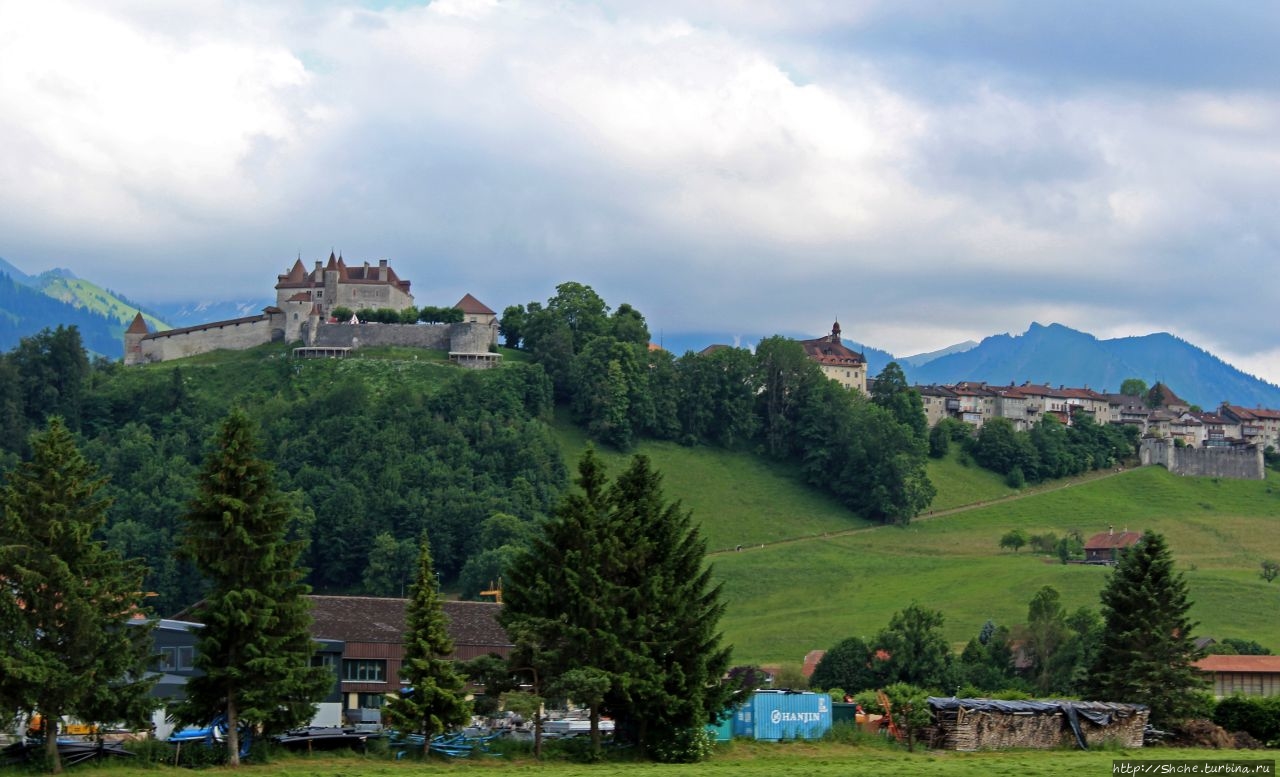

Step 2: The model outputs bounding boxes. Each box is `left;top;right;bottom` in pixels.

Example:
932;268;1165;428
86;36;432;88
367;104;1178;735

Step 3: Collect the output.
379;258;388;281
1108;524;1114;536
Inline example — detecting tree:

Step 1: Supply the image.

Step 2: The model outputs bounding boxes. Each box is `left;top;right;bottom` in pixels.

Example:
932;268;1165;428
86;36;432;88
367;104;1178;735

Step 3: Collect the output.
384;532;470;755
1024;586;1068;694
873;604;952;690
1261;559;1279;584
175;410;331;766
881;683;931;751
1120;378;1148;397
362;532;417;597
499;304;527;348
501;450;731;760
870;362;928;441
810;637;878;693
1088;532;1205;728
999;529;1027;553
0;418;156;774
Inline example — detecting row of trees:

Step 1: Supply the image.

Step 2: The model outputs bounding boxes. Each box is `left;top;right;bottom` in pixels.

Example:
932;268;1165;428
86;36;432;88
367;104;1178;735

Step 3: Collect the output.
0;413;331;771
809;532;1206;729
328;305;465;324
938;411;1138;487
502;283;935;523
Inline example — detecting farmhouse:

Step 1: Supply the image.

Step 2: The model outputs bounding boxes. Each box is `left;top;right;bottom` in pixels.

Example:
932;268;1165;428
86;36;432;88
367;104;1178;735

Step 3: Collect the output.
1194;655;1280;698
1083;529;1143;564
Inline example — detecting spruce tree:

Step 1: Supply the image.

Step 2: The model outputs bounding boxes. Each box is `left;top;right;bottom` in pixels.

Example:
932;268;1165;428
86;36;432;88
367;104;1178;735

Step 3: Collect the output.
383;532;470;755
0;418;155;774
175;409;330;766
1088;531;1205;728
501;449;731;762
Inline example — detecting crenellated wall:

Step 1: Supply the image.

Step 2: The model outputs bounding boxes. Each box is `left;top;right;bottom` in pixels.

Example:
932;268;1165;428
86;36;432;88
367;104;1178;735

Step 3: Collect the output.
1140;438;1265;480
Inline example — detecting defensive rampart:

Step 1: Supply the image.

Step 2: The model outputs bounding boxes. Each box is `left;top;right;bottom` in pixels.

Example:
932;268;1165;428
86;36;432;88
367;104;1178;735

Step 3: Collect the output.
131;313;283;365
1140;438;1265;480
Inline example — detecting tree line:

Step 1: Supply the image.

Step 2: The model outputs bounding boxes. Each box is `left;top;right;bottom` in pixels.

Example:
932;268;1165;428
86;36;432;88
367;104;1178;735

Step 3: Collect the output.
501;282;935;523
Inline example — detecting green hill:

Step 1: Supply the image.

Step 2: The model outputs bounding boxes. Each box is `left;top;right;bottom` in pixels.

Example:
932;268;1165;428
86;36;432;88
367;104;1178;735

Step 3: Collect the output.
39;273;169;331
553;426;1280;665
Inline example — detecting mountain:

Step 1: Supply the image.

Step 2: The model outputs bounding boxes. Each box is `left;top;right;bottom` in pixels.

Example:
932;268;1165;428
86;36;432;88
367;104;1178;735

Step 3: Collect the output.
145;299;273;329
0;255;37;287
0;272;128;356
899;340;979;369
904;322;1280;409
38;272;169;332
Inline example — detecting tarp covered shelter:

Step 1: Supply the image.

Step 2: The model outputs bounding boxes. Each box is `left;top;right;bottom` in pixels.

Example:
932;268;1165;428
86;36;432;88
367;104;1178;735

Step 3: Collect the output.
928;697;1148;751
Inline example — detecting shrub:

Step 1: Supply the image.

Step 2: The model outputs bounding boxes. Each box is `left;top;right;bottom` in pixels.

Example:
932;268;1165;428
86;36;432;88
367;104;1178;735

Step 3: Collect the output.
1213;695;1280;743
649;726;715;763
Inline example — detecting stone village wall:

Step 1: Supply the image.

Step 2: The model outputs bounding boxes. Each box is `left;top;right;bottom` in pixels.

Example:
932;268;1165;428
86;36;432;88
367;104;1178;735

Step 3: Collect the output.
132;314;284;365
305;320;496;352
1140;438;1265;480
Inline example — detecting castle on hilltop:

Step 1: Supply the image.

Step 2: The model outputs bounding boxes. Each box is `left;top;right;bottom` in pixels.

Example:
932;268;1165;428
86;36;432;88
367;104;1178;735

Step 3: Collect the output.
125;254;497;366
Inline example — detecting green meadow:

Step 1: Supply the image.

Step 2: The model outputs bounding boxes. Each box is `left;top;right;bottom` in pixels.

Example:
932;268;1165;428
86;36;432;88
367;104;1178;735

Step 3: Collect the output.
554;423;1280;666
11;744;1268;777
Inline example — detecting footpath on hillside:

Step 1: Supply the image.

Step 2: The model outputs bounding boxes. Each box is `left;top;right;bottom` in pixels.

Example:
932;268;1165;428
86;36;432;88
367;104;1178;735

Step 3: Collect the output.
706;467;1131;557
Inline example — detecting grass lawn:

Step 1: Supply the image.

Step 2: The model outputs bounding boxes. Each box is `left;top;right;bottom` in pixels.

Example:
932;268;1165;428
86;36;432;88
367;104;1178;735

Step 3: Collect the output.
18;743;1269;777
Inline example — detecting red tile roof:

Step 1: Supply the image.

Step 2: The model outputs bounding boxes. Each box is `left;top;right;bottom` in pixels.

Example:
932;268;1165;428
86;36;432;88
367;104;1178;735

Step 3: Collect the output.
1195;655;1280;673
454;293;495;315
126;313;149;335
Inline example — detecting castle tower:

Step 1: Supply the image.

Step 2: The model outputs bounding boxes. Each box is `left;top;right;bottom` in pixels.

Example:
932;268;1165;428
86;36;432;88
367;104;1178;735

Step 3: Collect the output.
124;312;150;365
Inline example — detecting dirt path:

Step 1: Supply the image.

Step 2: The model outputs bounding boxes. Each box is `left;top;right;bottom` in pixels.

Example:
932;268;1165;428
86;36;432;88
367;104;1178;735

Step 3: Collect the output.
707;467;1132;557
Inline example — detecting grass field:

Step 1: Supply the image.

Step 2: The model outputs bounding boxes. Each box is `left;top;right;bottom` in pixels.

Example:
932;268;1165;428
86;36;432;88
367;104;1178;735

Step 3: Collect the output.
552;421;1280;665
9;743;1269;777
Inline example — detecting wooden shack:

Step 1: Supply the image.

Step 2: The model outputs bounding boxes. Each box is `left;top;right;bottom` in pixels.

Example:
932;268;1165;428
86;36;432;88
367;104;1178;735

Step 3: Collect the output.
928;698;1148;751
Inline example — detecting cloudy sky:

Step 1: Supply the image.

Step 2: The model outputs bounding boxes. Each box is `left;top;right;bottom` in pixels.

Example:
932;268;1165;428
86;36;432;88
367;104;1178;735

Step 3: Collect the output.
3;1;1279;380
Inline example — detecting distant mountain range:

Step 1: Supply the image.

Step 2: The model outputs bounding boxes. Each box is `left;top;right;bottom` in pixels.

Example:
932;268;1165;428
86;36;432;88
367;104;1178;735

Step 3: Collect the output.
3;255;1278;410
901;322;1280;410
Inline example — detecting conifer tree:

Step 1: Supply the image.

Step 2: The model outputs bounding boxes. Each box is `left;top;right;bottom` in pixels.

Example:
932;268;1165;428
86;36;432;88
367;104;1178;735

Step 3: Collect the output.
175;409;330;766
501;449;731;761
383;532;470;755
1087;531;1205;728
0;418;155;774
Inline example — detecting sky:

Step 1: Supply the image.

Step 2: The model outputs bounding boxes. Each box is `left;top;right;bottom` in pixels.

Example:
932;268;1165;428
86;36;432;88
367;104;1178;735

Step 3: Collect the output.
2;1;1279;382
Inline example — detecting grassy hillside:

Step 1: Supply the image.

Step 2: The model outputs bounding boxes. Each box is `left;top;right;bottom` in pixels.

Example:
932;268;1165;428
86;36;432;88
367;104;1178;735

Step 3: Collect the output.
553;423;1280;665
41;274;168;331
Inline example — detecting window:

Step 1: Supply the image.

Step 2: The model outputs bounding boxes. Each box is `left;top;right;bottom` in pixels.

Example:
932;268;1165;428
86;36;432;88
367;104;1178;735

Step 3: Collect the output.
342;659;386;682
312;653;337;669
159;646;195;670
357;693;384;709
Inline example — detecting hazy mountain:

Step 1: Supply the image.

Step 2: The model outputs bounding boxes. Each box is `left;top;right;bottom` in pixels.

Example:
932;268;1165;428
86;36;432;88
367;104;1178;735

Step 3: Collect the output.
899;340;979;369
904;322;1280;409
145;299;273;329
0;256;36;287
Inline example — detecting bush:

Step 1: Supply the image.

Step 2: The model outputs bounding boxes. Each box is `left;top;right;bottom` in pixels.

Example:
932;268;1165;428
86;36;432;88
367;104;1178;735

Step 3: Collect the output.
1005;466;1026;489
1213;695;1280;743
649;726;715;763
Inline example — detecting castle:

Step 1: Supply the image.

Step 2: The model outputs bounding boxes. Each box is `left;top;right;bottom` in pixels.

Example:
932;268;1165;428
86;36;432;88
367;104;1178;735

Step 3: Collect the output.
125;254;498;366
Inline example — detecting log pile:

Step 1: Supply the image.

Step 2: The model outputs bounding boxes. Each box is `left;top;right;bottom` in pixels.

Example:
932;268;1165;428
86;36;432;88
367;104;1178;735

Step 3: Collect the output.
929;698;1148;751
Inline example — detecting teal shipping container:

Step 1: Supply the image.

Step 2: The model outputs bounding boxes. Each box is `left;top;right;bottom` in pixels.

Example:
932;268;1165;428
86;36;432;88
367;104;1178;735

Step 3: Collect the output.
733;691;831;740
705;713;734;742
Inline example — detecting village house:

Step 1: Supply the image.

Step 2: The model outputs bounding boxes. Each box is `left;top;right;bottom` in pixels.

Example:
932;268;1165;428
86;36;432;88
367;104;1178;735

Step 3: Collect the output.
1220;404;1280;450
305;595;513;724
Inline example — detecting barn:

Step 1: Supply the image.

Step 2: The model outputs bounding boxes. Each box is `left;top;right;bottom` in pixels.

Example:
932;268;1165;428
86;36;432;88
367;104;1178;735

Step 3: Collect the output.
928;697;1148;750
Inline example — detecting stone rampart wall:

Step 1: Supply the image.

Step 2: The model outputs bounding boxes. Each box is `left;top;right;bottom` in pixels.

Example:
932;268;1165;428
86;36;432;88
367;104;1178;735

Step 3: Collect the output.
309;321;495;352
136;316;279;363
1140;439;1265;480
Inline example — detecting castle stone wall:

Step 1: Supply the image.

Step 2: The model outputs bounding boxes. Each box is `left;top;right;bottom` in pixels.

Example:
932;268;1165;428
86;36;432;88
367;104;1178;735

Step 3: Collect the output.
135;316;281;364
1140;439;1265;480
309;320;495;353
309;321;452;350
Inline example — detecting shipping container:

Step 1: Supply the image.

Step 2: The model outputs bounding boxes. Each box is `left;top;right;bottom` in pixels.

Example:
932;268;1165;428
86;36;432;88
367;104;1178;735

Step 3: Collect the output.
732;690;831;740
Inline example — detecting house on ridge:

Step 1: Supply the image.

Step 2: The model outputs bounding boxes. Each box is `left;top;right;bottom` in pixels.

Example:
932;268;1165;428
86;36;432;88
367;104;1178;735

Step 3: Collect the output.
1083;528;1143;564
